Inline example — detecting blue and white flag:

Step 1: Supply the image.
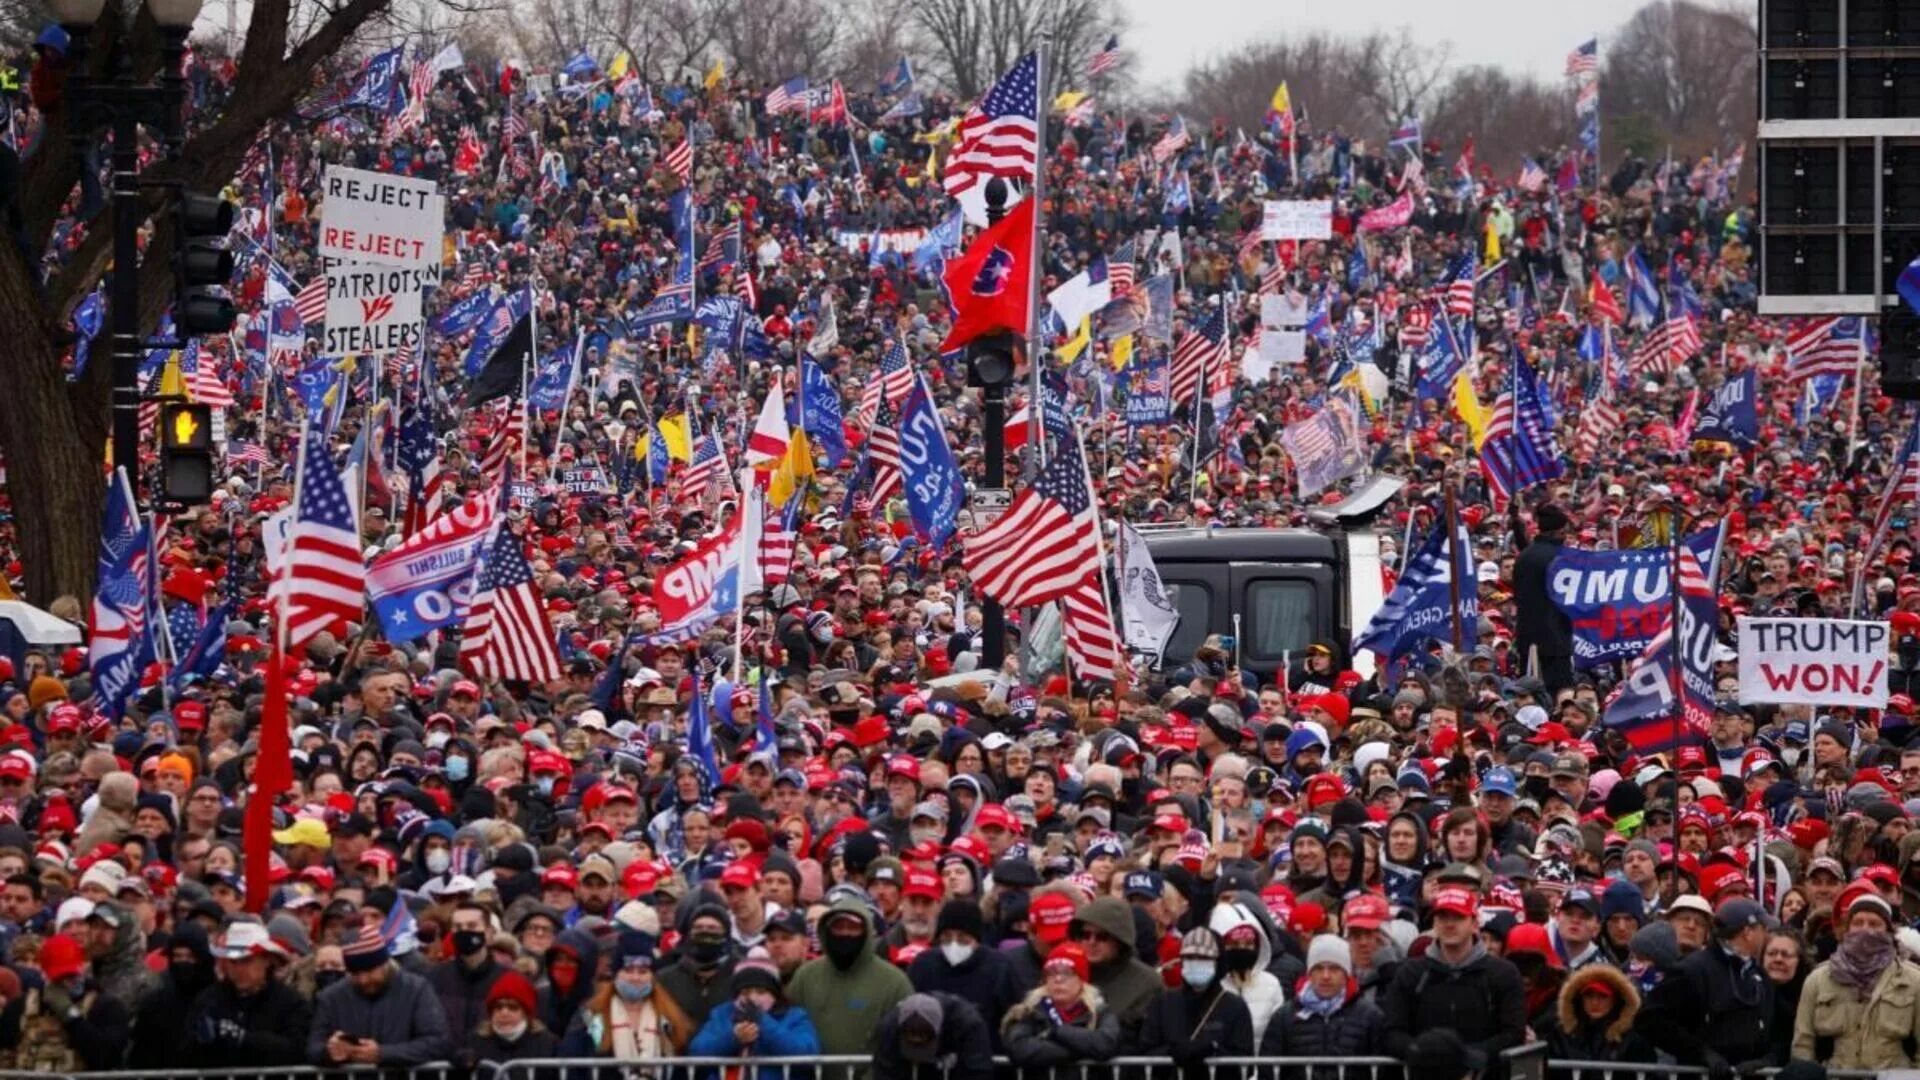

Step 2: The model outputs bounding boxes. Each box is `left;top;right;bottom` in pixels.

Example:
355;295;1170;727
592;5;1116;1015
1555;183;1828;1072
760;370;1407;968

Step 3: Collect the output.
913;209;964;275
1548;547;1677;668
434;289;495;338
801;357;848;467
880;92;923;123
527;332;579;412
897;375;964;547
1604;523;1726;754
1354;517;1476;659
91;469;152;720
347;48;406;114
1693;369;1757;446
879;57;914;96
366;499;495;637
686;667;723;788
563;51;598;79
69;288;104;380
169;601;231;692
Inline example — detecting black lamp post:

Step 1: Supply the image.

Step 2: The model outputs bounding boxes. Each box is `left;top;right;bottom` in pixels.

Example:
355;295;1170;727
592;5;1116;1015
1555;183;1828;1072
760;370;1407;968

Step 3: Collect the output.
52;0;206;494
967;177;1018;670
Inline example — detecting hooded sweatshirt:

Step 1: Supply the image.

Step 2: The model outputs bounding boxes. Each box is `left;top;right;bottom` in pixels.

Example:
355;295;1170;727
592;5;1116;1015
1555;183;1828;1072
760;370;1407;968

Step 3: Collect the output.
1209;900;1286;1045
785;896;913;1063
1073;897;1166;1037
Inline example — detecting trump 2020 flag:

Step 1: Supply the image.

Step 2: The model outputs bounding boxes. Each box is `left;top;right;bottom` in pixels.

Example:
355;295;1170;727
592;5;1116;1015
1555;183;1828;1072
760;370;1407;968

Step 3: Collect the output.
1604;522;1726;753
348;47;406;113
1548;546;1678;668
1353;517;1476;660
800;357;848;467
898;375;965;547
1693;369;1758;447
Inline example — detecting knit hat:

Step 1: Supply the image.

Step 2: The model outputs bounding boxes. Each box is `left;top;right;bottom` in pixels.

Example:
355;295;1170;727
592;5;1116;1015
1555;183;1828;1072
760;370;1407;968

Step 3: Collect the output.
934;899;985;943
1630;920;1680;970
27;676;67;712
1600;880;1646;926
1178;926;1220;960
1305;934;1352;977
617;928;657;969
1044;941;1090;983
1624;838;1661;863
731;946;782;995
38;933;86;981
487;970;538;1015
342;924;391;973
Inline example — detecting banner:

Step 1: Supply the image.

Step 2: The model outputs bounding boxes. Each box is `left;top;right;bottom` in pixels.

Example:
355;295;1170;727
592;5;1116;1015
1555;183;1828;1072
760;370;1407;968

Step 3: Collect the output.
654;514;744;626
898;376;964;546
319;166;445;271
1737;617;1890;707
559;466;610;494
1548;547;1673;667
1602;525;1725;753
1693;369;1758;446
1261;200;1334;240
1357;193;1415;233
366;499;494;636
1125;360;1172;426
1116;522;1179;662
323;263;425;356
1281;396;1366;496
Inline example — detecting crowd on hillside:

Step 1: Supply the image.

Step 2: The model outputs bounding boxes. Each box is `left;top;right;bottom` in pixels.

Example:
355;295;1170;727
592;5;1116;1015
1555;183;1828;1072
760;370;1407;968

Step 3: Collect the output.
0;22;1911;1080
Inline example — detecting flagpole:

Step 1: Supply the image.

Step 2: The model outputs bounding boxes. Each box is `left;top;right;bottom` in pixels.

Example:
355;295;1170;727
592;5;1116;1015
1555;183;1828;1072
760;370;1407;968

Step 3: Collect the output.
733;474;752;685
1027;36;1051;470
1669;511;1685;755
1445;485;1464;653
1071;424;1122;684
1848;327;1866;463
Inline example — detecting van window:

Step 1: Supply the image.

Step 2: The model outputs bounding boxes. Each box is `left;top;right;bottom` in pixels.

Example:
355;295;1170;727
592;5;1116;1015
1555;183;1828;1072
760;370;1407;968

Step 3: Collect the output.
1160;582;1210;665
1245;580;1316;658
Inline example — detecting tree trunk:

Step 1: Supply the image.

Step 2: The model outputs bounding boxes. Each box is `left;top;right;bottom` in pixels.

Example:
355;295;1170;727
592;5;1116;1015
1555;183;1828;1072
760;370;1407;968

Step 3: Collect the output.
0;321;106;608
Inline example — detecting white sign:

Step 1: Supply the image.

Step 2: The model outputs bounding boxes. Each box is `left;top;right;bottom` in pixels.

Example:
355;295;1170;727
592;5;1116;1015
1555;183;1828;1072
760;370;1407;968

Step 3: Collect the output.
319;166;445;271
1256;291;1308;367
1736;617;1890;708
560;467;610;494
323;263;425;357
970;488;1012;523
1261;199;1334;240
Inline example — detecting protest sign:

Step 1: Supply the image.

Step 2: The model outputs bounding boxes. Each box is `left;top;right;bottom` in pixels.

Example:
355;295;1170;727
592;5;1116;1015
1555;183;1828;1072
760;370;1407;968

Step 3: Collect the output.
319;166;444;271
323;263;425;356
560;467;610;494
1261;200;1333;240
1736;617;1889;707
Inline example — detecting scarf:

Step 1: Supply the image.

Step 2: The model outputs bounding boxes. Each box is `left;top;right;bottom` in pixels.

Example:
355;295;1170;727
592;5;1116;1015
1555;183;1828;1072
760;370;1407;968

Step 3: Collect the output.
1296;981;1346;1017
1831;928;1897;998
1042;995;1090;1028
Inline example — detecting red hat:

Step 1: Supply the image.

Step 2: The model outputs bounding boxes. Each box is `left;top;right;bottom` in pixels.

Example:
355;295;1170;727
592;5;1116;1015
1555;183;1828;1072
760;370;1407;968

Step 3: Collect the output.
1698;862;1747;902
1864;863;1900;889
39;934;86;981
541;865;578;890
903;867;942;900
1030;892;1077;945
623;862;664;899
174;700;207;730
1150;813;1188;834
0;757;32;782
486;970;539;1015
1432;887;1479;918
1343;893;1390;931
720;862;760;890
1303;774;1346;809
885;755;921;783
1287;900;1327;937
1043;941;1090;983
45;704;81;733
974;804;1021;833
1505;923;1562;969
851;715;891;748
1303;693;1350;729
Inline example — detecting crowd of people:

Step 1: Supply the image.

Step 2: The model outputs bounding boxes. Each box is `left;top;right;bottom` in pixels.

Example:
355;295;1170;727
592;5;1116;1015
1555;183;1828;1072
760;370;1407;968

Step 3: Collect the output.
0;17;1911;1080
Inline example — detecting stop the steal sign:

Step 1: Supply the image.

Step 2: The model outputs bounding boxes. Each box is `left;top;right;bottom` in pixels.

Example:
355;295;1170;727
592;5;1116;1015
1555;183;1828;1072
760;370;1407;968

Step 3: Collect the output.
319;165;444;271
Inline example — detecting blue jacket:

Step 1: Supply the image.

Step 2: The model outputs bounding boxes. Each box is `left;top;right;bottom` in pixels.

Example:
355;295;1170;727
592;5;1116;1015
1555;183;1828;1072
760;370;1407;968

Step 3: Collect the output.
687;1000;821;1080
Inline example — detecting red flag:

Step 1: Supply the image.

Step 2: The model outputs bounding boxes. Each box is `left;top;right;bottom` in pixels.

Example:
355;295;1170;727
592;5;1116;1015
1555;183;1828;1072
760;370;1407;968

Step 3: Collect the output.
243;652;293;913
940;197;1035;351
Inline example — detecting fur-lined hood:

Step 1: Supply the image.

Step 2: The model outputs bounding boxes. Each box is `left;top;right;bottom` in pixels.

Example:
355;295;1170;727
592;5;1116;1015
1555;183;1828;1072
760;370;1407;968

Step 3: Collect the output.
1556;964;1640;1042
1003;982;1106;1029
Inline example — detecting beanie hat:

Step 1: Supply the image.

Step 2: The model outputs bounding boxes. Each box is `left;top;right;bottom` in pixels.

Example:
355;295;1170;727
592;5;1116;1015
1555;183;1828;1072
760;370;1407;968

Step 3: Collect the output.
1630;920;1680;971
27;676;67;712
1600;880;1647;926
934;899;985;943
39;933;86;981
1624;839;1661;863
342;925;392;973
730;946;782;995
1178;926;1220;960
486;970;538;1014
1305;934;1352;977
1044;941;1090;983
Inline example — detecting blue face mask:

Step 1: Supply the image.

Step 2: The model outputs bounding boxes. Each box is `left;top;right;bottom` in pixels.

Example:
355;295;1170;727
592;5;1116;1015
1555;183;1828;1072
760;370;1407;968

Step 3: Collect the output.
538;776;556;796
615;979;652;1002
446;757;471;782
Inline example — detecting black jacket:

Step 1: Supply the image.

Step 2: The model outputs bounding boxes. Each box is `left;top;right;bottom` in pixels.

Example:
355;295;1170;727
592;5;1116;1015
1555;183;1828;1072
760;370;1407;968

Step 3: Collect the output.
426;956;509;1065
872;991;995;1080
1264;988;1386;1077
906;945;1023;1043
1381;946;1527;1061
180;978;314;1068
1513;534;1573;660
1635;941;1777;1069
1138;980;1255;1080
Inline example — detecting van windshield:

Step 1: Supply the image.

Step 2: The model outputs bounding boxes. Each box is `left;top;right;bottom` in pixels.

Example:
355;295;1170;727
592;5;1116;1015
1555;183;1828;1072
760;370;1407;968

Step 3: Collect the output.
1160;582;1210;665
1246;580;1316;659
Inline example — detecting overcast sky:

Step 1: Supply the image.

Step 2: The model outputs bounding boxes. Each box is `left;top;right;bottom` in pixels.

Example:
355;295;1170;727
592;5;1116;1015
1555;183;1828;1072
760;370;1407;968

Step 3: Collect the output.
1122;0;1657;95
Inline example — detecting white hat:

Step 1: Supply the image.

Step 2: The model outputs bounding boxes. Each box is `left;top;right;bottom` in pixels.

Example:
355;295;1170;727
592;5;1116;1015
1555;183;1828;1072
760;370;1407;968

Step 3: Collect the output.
1668;894;1714;920
79;861;127;894
215;920;288;960
1305;934;1352;976
423;874;478;898
576;709;608;731
54;897;94;927
980;732;1014;752
1514;705;1549;732
1476;560;1501;583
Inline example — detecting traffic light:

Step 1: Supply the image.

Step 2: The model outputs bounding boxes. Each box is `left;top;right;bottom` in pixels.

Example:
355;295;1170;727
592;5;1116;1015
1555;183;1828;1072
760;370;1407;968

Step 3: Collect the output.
174;192;237;335
966;332;1018;389
159;401;214;505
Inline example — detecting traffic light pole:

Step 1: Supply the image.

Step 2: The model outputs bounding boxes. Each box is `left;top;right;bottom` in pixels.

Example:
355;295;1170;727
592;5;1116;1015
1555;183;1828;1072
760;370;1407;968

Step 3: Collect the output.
109;106;142;492
979;182;1009;671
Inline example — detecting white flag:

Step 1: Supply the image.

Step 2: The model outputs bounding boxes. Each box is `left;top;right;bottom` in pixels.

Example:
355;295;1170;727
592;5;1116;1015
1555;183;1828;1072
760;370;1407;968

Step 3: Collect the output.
1116;523;1179;663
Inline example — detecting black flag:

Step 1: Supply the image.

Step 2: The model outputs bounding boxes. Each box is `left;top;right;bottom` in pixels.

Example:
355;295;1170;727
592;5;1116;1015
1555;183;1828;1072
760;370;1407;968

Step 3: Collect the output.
468;312;533;404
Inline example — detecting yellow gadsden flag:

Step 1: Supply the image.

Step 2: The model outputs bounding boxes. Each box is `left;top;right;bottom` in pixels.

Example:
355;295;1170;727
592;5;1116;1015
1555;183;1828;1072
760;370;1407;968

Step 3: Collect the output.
657;414;692;462
1453;372;1490;448
704;58;725;90
1270;81;1291;117
608;52;631;80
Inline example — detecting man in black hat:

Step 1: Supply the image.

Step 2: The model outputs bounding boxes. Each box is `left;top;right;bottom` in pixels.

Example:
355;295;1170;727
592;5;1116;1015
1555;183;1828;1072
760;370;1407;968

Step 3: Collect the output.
906;899;1021;1043
873;991;994;1080
1512;501;1576;695
1635;898;1778;1080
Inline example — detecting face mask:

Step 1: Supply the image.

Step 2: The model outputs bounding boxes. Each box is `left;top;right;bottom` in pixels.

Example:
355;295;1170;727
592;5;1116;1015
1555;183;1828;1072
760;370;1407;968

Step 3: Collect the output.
940;942;976;967
426;849;452;875
690;935;727;965
427;731;450;750
1222;948;1258;975
446;757;471;782
823;932;866;971
170;960;208;990
495;1019;528;1042
1781;747;1803;767
615;979;652;1002
911;827;943;846
316;971;344;990
1182;962;1215;988
453;930;488;957
537;776;557;796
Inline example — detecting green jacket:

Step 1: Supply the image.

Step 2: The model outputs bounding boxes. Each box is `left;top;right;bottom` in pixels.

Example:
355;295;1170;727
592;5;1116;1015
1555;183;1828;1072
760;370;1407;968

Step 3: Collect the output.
786;897;914;1062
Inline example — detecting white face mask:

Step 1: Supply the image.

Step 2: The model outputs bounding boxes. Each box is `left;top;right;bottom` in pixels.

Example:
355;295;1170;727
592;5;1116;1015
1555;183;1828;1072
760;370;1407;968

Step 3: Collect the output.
1182;962;1215;988
427;731;450;750
426;849;451;875
940;942;975;967
495;1019;528;1042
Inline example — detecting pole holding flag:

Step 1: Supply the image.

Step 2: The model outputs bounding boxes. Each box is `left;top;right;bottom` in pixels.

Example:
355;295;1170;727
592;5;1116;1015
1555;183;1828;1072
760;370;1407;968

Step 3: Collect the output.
1026;35;1051;470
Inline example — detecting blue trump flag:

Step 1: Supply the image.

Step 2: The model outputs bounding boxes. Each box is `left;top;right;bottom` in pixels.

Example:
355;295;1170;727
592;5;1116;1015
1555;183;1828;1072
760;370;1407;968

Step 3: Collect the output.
1694;369;1758;446
1604;522;1726;754
897;375;964;547
563;51;598;79
527;333;579;412
347;47;406;113
686;667;722;789
800;357;848;467
169;601;231;692
1353;517;1476;659
1547;547;1675;668
91;470;153;720
434;289;495;337
879;57;914;96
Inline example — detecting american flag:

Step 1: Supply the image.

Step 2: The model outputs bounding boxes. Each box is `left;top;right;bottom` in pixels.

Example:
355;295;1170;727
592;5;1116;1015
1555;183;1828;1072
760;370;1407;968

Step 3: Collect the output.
227;440;271;468
1566;38;1599;77
459;515;564;683
758;515;795;588
394;61;436;133
502;108;528;143
1169;304;1227;408
273;423;365;651
1572;376;1622;462
1480;356;1564;509
1061;571;1121;679
1089;35;1121;77
181;343;234;407
734;267;759;310
867;397;905;507
1399;301;1433;351
698;219;740;274
461;260;489;293
680;432;730;503
963;431;1099;608
943;53;1039;196
1869;420;1920;559
857;340;914;429
479;398;526;481
1152;115;1190;164
1518;158;1548;192
1443;253;1477;317
665;137;692;183
1787;316;1867;381
766;76;808;115
1108;239;1136;298
294;277;328;326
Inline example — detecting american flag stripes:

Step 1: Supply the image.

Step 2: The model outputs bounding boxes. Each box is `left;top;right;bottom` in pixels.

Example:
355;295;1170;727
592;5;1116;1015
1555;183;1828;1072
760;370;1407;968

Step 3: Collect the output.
181;344;233;407
963;433;1100;608
1480;356;1564;509
1869;420;1920;559
294;277;328;326
460;514;564;683
502;108;528;143
1152;115;1190;164
1572;377;1622;462
1443;253;1477;317
1787;316;1867;381
680;432;730;503
1089;34;1121;77
857;340;914;429
227;440;272;468
479;398;526;482
734;267;759;310
1518;158;1548;193
758;516;795;588
273;422;365;651
1566;38;1599;77
766;76;808;115
1061;572;1121;679
1107;239;1136;298
665;137;693;183
1168;305;1227;408
866;397;906;507
943;53;1040;196
1629;315;1700;378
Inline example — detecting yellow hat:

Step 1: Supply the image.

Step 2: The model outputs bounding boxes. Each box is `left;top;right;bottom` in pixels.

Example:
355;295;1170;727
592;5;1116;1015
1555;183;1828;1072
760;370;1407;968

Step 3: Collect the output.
272;818;331;850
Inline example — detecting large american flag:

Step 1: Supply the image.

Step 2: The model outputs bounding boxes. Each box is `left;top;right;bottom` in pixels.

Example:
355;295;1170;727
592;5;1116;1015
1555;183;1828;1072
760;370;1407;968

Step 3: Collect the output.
1480;356;1564;510
943;53;1039;196
460;518;563;683
1169;304;1227;408
1152;115;1190;164
680;432;731;503
1572;376;1622;462
766;76;809;116
1108;238;1136;298
1629;313;1702;378
758;515;796;588
294;277;328;326
479;397;526;482
1787;316;1867;381
1566;38;1599;77
665;137;692;183
857;340;914;429
1868;421;1920;562
181;343;234;407
274;423;365;650
1443;253;1477;316
963;433;1098;608
866;396;905;507
1089;35;1121;77
227;440;271;468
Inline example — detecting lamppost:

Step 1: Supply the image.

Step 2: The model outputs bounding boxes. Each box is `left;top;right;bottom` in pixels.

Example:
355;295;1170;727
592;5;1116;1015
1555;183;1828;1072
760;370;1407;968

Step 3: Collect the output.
49;0;211;495
967;177;1017;670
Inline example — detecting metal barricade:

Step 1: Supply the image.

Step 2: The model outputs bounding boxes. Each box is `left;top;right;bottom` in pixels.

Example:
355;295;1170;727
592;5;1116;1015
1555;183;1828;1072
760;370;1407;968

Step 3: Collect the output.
1548;1063;1709;1080
484;1055;1410;1080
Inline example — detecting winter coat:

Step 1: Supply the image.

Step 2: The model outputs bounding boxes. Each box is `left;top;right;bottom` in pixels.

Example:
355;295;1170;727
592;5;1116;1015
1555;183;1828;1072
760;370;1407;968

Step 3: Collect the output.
906;941;1022;1042
306;965;453;1067
14;987;130;1072
426;955;509;1066
1138;979;1255;1080
1073;896;1165;1040
871;991;995;1080
474;1020;561;1080
785;896;913;1066
1381;944;1527;1061
557;981;697;1060
686;999;821;1080
72;771;137;858
91;901;158;1010
1636;940;1777;1069
655;954;735;1031
1000;983;1122;1079
1792;953;1920;1069
179;977;314;1068
1262;976;1385;1080
1210;899;1288;1045
1537;965;1655;1075
534;927;601;1036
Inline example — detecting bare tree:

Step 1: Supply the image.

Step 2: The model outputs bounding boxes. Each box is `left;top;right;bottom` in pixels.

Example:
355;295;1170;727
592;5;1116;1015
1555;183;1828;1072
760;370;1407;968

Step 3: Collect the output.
1180;31;1407;136
1601;0;1756;161
835;0;921;92
912;0;1121;99
712;0;839;85
1346;29;1451;134
0;0;399;605
1427;66;1574;176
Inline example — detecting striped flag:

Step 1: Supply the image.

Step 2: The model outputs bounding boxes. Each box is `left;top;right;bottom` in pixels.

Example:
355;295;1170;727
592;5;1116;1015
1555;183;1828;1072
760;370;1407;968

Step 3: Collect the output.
1168;304;1226;408
1480;355;1564;509
1566;38;1599;77
1588;274;1624;324
272;419;365;650
866;395;905;507
857;340;914;429
758;514;795;588
680;432;730;503
1786;316;1867;381
963;433;1099;608
227;440;271;468
765;76;808;115
1518;158;1548;192
1869;420;1920;560
665;137;692;183
294;277;328;326
943;53;1039;196
1108;238;1136;298
459;507;564;683
1572;376;1622;462
1089;34;1121;77
180;343;233;407
1152;115;1190;164
1061;571;1121;679
1443;253;1476;316
478;398;525;482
